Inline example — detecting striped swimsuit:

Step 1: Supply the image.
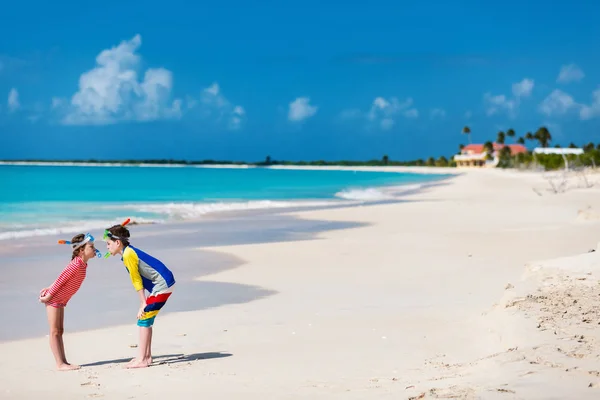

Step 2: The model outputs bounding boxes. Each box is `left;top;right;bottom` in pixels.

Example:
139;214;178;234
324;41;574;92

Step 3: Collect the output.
122;246;175;327
44;256;88;308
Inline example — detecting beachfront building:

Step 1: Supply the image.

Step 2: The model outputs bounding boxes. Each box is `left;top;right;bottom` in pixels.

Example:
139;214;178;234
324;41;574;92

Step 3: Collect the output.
454;143;527;168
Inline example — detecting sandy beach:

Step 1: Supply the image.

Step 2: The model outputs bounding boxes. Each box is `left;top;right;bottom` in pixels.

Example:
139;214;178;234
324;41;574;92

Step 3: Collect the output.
2;166;600;399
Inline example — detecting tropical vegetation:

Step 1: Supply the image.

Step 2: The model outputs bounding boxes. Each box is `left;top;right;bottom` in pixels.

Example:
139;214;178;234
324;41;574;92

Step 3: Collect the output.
458;125;600;171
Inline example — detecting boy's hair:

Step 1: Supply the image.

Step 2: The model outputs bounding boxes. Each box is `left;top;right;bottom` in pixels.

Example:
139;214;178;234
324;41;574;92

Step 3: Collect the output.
107;224;131;247
70;234;86;260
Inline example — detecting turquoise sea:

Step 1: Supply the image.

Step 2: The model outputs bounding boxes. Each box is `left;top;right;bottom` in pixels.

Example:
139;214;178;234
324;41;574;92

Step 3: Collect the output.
0;164;450;240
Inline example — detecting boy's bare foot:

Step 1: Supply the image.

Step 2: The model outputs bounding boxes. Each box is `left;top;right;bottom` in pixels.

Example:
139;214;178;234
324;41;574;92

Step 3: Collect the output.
124;358;151;369
123;358;136;368
57;363;80;371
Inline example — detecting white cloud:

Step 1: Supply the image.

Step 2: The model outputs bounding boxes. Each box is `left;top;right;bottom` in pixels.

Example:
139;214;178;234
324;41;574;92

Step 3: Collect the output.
404;108;419;118
8;88;19;112
51;97;64;109
537;87;600;120
367;96;418;129
430;108;446;118
288;97;317;122
557;64;584;84
580;88;600;120
484;93;516;116
339;96;419;130
484;78;534;118
512;78;534;98
57;34;182;125
538;89;577;117
230;106;245;129
193;82;246;129
380;118;395;130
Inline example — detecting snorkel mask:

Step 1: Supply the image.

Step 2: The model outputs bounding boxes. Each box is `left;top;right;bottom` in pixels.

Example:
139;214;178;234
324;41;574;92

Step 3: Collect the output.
102;218;131;258
58;233;102;258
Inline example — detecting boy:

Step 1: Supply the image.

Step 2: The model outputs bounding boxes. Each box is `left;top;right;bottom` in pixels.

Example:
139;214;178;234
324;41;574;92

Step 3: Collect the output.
104;220;175;368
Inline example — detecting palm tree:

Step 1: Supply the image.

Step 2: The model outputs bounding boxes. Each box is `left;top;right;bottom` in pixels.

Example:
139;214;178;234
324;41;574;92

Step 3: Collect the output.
484;141;494;159
534;126;552;147
500;146;512;157
517;137;525;145
462;126;472;144
506;128;516;140
497;146;513;168
497;131;506;144
525;132;534;141
382;155;389;164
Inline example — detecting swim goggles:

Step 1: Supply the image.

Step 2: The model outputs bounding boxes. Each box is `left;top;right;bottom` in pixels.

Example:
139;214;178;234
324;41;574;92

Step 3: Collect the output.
102;218;131;258
102;218;131;241
58;233;102;258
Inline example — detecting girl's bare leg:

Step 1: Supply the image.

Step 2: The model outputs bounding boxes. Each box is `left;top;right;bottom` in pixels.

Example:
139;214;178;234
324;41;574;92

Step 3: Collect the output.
46;305;79;371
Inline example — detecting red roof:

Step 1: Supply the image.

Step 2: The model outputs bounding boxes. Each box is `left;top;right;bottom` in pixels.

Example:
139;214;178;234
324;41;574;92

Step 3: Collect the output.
462;143;527;155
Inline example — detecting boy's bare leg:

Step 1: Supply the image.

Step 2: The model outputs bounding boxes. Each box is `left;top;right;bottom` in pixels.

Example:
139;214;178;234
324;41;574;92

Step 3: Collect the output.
46;306;79;371
146;327;153;364
125;327;153;369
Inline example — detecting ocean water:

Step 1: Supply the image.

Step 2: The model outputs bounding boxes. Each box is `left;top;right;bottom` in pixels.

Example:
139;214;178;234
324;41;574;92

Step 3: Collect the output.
0;164;449;240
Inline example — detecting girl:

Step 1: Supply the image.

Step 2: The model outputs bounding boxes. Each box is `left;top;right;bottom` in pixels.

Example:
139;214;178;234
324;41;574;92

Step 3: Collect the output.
104;219;175;369
39;233;99;370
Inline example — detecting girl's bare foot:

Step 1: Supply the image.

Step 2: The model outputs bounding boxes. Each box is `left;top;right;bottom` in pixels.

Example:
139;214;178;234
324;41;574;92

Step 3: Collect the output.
57;363;80;371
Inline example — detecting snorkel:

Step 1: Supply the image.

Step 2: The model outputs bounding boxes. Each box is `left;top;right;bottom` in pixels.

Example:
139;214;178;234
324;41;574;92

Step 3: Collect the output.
102;218;131;258
58;233;102;258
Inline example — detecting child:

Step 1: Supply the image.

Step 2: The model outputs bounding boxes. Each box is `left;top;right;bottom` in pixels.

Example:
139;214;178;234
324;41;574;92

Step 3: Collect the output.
39;233;99;371
104;220;175;369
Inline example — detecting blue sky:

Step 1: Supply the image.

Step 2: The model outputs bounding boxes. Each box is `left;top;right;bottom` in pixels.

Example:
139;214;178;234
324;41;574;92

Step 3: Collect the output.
1;0;600;162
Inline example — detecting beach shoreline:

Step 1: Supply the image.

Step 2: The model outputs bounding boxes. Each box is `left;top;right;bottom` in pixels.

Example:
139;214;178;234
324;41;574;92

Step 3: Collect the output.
2;168;600;399
0;165;454;241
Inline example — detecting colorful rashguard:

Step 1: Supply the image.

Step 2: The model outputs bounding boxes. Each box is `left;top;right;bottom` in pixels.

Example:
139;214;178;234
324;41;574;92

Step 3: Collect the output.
122;245;175;327
43;256;88;308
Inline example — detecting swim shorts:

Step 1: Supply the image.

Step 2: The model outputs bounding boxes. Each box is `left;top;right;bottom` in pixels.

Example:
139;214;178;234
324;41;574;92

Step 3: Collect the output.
137;288;173;327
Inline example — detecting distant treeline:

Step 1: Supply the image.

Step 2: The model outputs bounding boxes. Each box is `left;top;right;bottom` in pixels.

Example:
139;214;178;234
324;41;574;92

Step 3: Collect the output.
3;149;600;171
0;155;452;167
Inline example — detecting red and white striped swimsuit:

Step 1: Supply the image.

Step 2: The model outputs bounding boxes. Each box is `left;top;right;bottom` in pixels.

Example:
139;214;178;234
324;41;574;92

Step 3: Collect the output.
44;256;88;308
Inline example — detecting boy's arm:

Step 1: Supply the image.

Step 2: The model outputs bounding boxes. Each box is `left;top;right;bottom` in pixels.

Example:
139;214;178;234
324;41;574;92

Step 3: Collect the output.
122;248;144;292
45;263;78;299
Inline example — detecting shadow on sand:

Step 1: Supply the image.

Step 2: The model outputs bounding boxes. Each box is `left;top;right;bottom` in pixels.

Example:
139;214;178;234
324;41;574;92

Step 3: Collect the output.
81;351;233;367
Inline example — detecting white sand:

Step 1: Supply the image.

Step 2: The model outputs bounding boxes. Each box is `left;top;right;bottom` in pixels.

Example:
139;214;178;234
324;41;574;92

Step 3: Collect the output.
2;167;600;399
